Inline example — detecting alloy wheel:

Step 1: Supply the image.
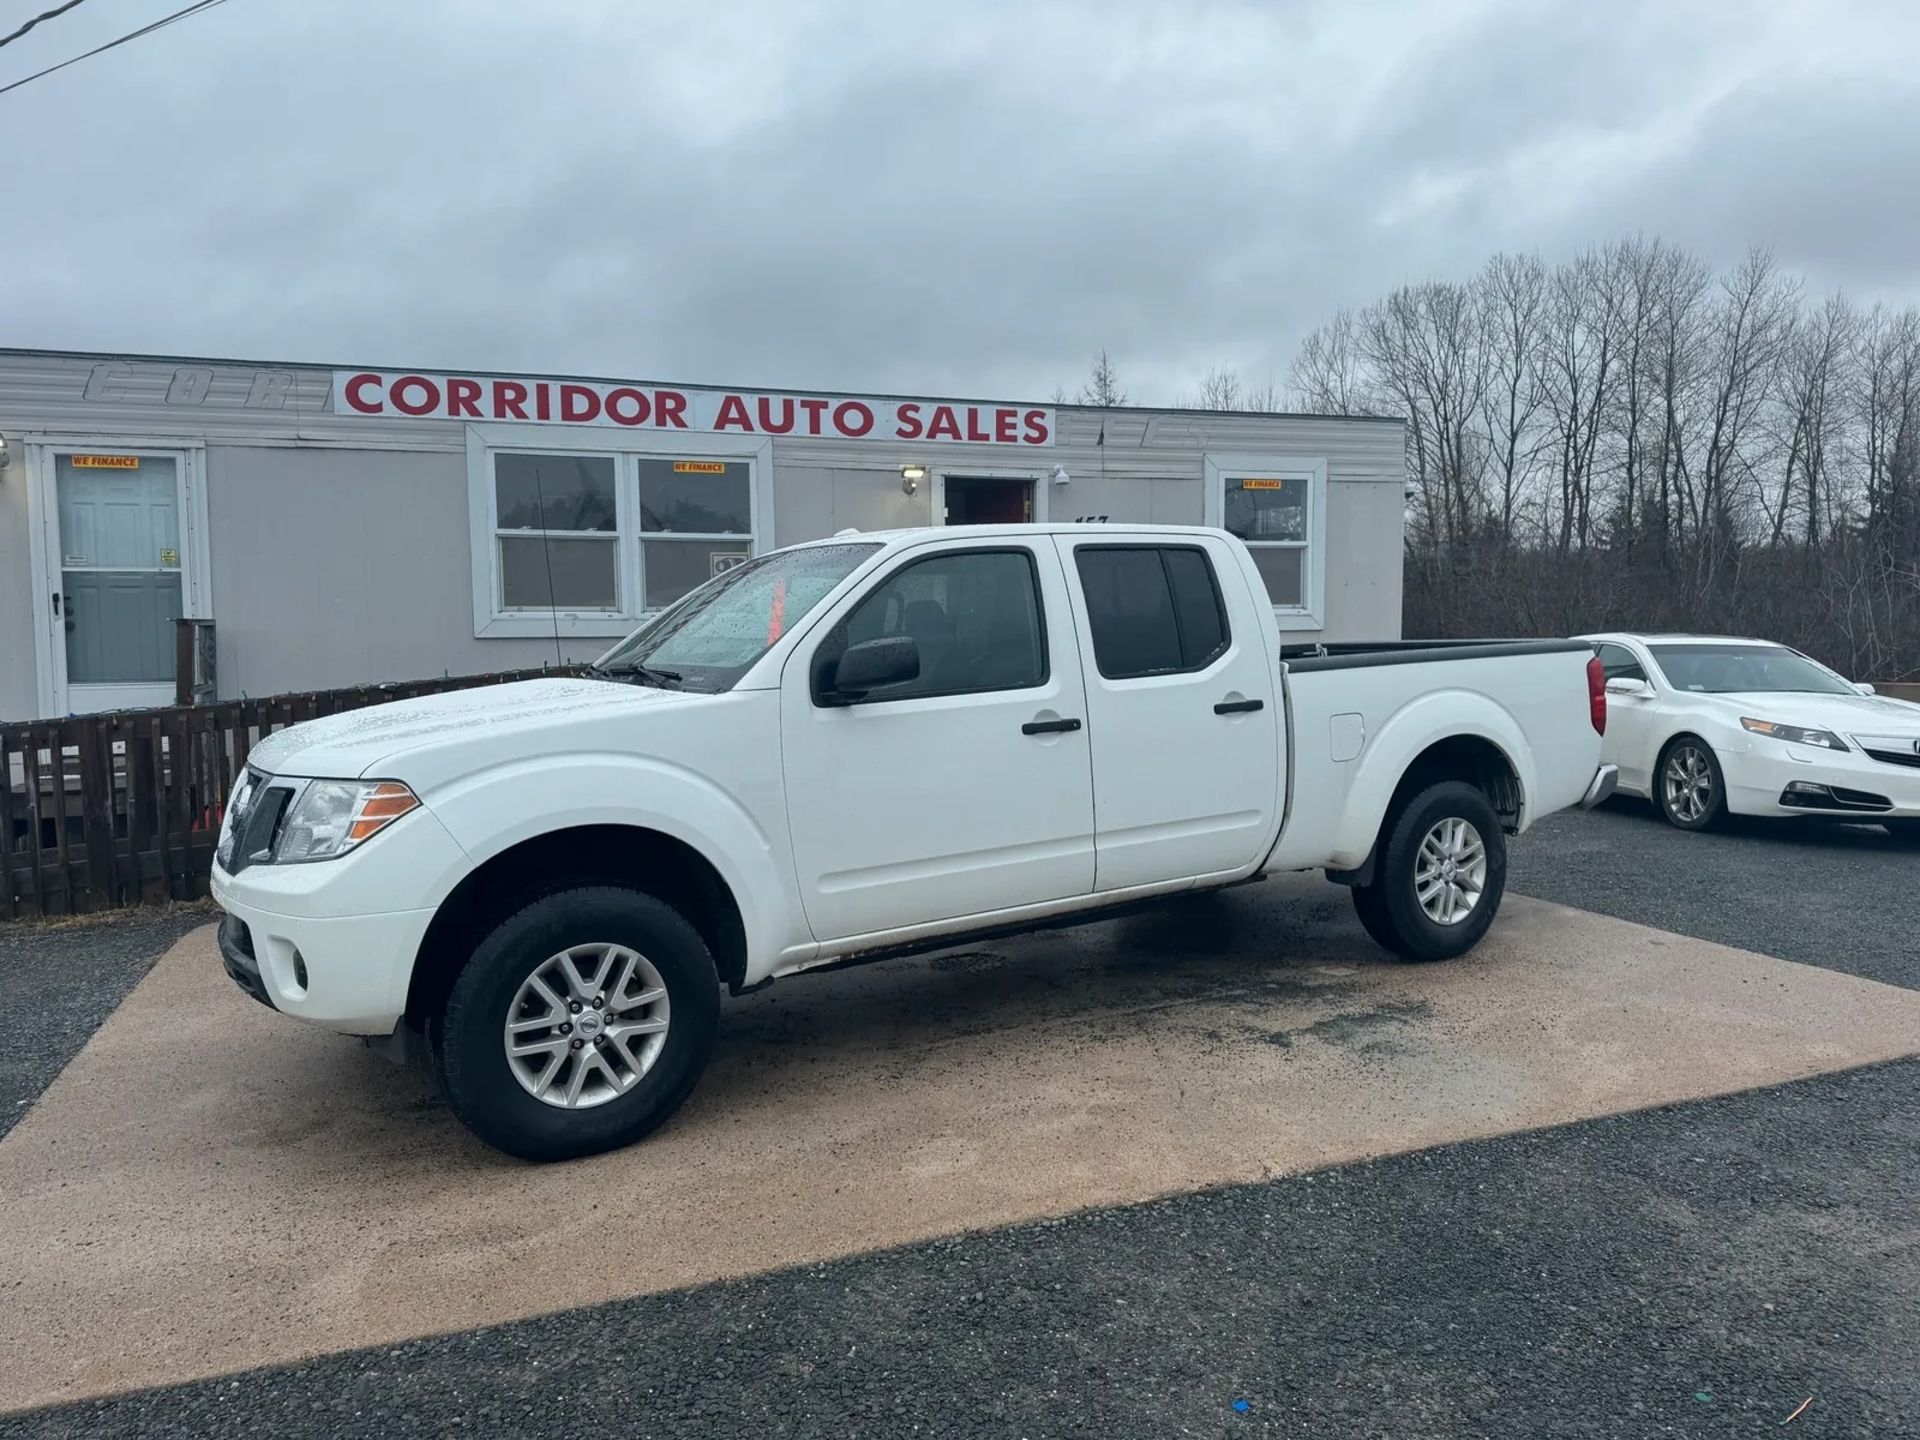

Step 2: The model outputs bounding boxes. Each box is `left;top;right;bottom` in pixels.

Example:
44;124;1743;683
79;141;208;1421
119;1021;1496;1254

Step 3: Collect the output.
1663;745;1715;824
1414;817;1487;926
502;943;671;1109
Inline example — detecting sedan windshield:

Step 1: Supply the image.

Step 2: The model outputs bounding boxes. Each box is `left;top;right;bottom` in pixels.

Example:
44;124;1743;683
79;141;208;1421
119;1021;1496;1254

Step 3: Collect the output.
1647;643;1856;695
591;542;879;692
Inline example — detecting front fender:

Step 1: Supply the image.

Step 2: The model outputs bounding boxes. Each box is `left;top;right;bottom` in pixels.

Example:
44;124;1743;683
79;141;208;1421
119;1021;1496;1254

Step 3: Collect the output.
1328;691;1535;868
424;753;806;984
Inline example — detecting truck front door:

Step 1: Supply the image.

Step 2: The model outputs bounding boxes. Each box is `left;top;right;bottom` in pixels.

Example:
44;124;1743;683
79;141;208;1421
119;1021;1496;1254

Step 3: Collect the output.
780;539;1095;942
1056;535;1282;891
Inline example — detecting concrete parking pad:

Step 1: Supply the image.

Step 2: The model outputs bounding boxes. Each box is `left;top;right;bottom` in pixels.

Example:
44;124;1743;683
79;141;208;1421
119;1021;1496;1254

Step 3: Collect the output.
3;877;1918;1413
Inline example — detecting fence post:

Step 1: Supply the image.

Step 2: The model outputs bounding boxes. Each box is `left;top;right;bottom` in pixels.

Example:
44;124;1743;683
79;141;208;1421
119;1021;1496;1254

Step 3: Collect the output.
78;719;116;910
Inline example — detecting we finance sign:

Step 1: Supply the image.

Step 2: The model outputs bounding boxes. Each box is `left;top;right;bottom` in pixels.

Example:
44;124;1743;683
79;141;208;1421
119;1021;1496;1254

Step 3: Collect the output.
333;371;1055;445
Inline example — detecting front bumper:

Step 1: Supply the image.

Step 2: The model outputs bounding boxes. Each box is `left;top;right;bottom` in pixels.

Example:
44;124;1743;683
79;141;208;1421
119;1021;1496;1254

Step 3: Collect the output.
210;807;467;1035
1719;742;1920;820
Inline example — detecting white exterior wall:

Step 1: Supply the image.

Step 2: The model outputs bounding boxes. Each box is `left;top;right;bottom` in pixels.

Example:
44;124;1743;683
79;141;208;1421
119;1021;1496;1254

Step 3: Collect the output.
0;350;1406;719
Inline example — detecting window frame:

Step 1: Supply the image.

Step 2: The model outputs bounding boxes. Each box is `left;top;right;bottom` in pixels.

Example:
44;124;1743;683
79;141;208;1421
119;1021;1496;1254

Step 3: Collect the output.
1202;453;1328;631
808;545;1051;708
1595;642;1649;685
1072;543;1232;681
466;423;773;639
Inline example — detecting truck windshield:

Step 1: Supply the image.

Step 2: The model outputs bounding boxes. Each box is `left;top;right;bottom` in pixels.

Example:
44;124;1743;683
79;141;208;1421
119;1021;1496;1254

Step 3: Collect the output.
590;542;879;692
1646;643;1855;695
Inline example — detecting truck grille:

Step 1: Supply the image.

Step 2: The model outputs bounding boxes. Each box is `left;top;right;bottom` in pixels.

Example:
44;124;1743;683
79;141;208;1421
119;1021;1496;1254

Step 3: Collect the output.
219;769;292;874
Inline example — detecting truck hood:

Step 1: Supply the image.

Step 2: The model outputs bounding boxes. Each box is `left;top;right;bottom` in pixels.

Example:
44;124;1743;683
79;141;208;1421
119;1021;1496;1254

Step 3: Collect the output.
246;678;701;780
1706;689;1920;738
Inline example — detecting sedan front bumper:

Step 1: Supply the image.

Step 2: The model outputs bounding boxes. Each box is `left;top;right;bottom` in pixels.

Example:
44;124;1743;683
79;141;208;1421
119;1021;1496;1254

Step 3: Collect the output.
1719;741;1920;820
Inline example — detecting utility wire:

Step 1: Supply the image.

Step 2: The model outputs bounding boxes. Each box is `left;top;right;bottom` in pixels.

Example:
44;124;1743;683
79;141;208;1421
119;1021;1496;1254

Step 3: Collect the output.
0;0;91;51
0;0;231;98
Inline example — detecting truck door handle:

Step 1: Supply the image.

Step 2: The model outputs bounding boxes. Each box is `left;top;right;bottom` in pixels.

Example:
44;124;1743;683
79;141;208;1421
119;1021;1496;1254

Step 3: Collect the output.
1214;698;1265;715
1022;716;1082;735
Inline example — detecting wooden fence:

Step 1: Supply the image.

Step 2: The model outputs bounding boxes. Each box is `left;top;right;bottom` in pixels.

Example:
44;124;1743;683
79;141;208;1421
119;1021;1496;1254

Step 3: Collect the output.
1;667;583;919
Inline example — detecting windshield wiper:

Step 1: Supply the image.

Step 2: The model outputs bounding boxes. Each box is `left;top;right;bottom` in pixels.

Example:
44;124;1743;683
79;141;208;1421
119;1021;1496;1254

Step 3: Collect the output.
589;661;684;688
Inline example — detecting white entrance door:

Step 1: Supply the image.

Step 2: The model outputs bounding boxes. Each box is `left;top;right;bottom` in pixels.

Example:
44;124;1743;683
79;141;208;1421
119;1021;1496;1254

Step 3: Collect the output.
36;448;204;715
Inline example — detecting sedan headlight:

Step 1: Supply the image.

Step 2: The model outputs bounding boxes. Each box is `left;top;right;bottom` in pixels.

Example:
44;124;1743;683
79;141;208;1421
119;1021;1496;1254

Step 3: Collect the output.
1740;717;1848;751
274;780;420;863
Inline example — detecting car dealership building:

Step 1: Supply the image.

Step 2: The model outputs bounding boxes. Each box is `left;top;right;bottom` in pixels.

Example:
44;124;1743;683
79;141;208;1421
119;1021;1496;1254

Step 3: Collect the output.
0;348;1407;720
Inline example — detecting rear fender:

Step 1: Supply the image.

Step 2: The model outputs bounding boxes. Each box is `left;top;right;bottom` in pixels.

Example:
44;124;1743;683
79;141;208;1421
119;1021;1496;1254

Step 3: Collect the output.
1328;692;1535;868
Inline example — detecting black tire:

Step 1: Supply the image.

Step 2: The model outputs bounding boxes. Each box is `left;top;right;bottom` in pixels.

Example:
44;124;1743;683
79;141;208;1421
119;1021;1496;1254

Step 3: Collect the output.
431;885;720;1162
1654;735;1726;831
1351;780;1507;963
1884;819;1920;845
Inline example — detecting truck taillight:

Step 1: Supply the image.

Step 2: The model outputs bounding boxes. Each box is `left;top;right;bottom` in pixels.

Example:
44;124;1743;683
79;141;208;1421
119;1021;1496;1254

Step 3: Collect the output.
1587;655;1607;736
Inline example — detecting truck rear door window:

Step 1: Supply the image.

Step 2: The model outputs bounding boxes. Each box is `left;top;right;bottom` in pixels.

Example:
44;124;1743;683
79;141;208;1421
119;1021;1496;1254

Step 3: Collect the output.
1075;545;1231;679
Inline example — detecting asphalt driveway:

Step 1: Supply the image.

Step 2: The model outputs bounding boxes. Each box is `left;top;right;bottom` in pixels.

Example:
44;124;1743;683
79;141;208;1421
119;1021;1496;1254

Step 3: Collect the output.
1;804;1916;1437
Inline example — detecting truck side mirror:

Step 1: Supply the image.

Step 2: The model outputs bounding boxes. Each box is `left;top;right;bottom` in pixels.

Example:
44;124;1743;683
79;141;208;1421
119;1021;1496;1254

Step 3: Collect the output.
1605;677;1649;697
828;636;920;701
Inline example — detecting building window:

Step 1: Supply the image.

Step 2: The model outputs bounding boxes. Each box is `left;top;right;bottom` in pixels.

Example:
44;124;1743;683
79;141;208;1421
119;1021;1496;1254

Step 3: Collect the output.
1202;454;1327;630
637;459;753;610
467;430;771;640
494;453;621;611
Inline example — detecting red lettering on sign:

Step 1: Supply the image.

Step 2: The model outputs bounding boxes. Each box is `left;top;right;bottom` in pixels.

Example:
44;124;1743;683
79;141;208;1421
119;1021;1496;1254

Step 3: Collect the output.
1022;409;1050;444
895;402;923;439
656;390;689;428
834;400;875;437
391;375;441;416
799;397;829;435
927;405;962;440
606;387;650;426
446;378;482;418
715;394;754;432
994;407;1018;442
493;380;529;420
965;407;991;442
534;382;552;421
560;384;600;422
756;396;796;434
344;373;384;414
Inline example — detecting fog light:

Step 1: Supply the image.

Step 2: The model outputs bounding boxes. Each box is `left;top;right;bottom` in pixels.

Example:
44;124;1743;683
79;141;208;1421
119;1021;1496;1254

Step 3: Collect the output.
1785;781;1826;796
292;949;309;991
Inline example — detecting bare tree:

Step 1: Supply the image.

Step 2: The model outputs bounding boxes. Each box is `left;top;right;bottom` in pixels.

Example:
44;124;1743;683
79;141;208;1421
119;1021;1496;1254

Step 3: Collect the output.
1769;291;1857;549
1196;366;1242;410
1288;308;1368;415
1473;251;1548;544
1077;350;1127;407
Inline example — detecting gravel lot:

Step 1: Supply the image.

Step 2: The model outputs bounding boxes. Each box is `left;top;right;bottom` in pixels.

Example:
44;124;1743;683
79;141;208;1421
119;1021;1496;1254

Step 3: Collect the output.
0;902;215;1142
1;806;1915;1437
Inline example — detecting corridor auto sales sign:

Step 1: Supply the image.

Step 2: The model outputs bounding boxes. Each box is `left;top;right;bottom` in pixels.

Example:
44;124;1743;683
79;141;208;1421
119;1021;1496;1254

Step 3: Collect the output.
333;371;1055;446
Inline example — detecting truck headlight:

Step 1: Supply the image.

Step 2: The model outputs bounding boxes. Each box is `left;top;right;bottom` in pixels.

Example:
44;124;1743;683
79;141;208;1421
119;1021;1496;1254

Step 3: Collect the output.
1740;717;1847;751
274;780;419;863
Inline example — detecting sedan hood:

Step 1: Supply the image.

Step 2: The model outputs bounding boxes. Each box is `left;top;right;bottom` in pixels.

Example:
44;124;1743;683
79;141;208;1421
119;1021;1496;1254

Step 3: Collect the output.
1709;689;1920;738
246;677;702;780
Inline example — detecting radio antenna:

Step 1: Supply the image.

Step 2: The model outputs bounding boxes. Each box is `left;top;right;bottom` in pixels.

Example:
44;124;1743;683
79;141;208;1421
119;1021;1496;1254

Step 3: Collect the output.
529;458;565;669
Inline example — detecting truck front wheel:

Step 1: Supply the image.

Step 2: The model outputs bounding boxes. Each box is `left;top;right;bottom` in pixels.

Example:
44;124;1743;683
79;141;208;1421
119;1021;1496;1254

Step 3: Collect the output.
431;885;721;1161
1350;780;1507;962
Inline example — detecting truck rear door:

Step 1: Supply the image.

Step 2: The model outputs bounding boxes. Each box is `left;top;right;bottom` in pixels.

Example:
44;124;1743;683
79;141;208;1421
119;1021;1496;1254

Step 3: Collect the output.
1054;534;1282;891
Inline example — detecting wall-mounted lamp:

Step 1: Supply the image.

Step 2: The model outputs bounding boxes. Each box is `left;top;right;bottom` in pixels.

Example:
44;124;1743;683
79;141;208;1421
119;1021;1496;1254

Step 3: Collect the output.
1050;464;1070;486
900;464;926;495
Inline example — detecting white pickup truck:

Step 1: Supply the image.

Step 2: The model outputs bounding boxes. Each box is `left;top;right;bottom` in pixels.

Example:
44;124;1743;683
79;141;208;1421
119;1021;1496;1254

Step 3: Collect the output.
213;524;1615;1160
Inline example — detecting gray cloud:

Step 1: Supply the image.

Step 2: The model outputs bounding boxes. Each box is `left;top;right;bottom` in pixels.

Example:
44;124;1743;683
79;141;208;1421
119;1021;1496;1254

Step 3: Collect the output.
3;0;1917;402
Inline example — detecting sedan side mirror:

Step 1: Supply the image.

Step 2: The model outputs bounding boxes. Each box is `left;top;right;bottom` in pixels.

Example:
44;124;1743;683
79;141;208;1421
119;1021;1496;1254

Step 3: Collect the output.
829;635;920;700
1854;681;1877;696
1605;677;1650;697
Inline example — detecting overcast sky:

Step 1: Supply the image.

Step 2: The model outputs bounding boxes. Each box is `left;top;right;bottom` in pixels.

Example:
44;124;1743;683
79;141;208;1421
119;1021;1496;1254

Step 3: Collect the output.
3;0;1917;403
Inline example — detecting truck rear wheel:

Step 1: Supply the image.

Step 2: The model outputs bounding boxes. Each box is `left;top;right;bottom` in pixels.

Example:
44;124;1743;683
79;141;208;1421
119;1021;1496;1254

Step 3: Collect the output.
431;885;720;1162
1351;780;1507;962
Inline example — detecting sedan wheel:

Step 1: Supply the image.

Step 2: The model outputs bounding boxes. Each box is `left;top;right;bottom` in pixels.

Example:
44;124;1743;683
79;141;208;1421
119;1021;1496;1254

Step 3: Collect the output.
1658;739;1725;830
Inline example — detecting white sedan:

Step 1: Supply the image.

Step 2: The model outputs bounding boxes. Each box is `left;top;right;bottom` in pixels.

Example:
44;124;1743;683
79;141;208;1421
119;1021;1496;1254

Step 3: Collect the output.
1579;632;1920;839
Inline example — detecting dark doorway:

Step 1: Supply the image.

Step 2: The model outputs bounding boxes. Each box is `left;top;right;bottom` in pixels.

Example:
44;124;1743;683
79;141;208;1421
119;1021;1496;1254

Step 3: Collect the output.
943;475;1034;525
